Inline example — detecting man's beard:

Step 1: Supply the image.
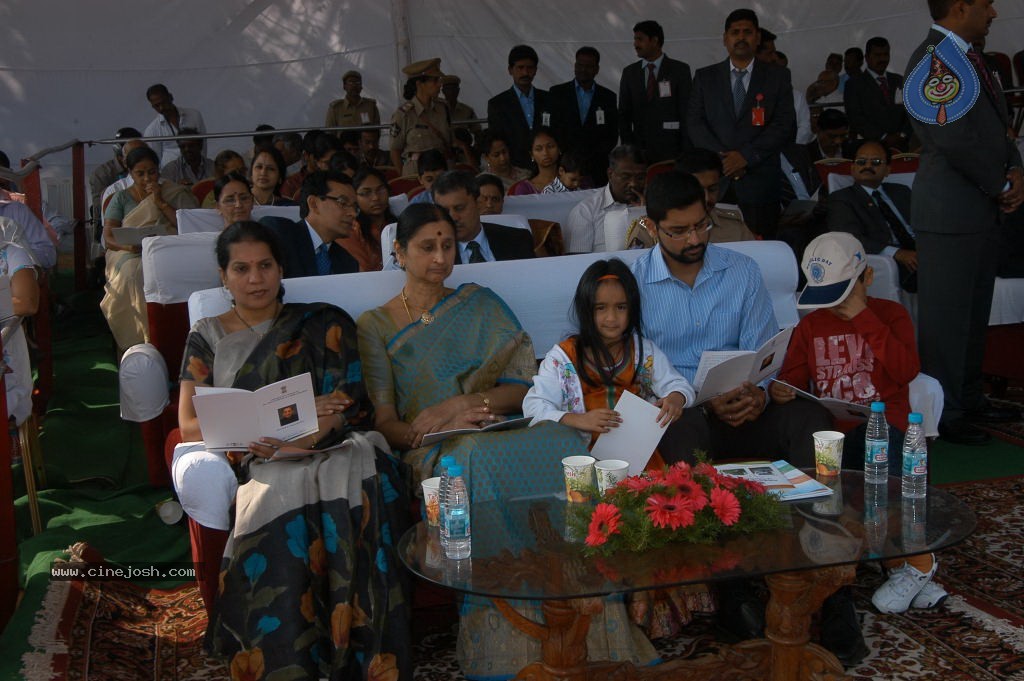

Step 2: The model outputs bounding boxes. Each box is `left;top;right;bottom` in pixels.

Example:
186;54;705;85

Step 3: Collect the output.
662;242;707;265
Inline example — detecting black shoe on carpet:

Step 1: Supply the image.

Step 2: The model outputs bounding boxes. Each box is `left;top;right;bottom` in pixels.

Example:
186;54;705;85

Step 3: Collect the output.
820;587;869;668
938;418;992;446
716;580;765;642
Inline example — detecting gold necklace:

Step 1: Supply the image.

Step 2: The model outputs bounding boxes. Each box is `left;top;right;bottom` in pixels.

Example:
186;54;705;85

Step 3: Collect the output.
234;302;281;338
401;288;435;325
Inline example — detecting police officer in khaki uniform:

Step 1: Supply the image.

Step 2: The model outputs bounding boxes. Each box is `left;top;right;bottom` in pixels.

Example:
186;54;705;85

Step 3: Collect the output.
325;70;381;132
390;58;452;175
441;75;482;166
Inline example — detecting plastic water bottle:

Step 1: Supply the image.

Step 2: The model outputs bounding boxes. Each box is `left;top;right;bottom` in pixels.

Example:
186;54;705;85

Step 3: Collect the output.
443;465;472;559
901;412;928;499
438;455;457;548
864;481;889;557
864;401;889;484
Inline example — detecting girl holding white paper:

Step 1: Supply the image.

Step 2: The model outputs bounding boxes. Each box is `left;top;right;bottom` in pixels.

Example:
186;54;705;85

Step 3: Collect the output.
523;258;694;463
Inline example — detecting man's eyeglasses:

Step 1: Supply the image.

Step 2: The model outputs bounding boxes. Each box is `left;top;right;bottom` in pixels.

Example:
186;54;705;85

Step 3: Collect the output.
320;194;357;210
220;194;254;206
656;216;714;241
853;157;886;167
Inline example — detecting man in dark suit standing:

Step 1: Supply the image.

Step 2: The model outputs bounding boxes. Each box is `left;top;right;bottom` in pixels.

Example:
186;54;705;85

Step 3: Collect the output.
906;0;1024;444
618;20;692;164
687;8;795;239
266;170;359;278
432;171;535;264
845;37;911;150
828;140;917;291
549;46;619;187
487;45;552;169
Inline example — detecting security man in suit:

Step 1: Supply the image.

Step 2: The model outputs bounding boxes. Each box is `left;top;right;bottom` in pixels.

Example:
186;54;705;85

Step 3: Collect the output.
618;20;692;163
267;170;359;278
549;46;619;186
431;170;535;264
844;37;911;150
827;140;917;291
905;0;1024;444
390;58;452;175
687;8;795;239
487;45;552;169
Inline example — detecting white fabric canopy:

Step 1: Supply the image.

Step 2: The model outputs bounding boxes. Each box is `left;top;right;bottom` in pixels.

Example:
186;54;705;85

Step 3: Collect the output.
2;1;1023;180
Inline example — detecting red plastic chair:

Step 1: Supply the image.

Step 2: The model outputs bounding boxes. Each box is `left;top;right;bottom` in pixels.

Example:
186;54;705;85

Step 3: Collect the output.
889;153;920;175
645;160;675;185
813;157;852;190
388;175;421;197
191;178;215;205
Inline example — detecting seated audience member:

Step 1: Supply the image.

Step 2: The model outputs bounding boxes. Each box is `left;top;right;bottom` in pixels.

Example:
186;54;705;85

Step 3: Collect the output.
338;166;396;272
390;58;452;175
101;146;198;352
441;74;482;144
773;232;938;660
143;83;206;167
509;127;566;195
827;140;916;292
487;45;551;169
211;172;255;228
556;150;585;191
249;144;297;207
200;150;247;207
358;129;391;168
0;160;58;269
325;69;381;131
98;140;149;224
826;52;843;74
632;171;830;467
266;171;359;278
677;148;756;243
839;46;864;93
280;129;323;200
272;131;304;176
90;127;142;224
408;149;447;205
0;237;39;426
339;130;361;158
808;108;850;163
172;221;409;678
564;144;647;253
806;68;842;105
160;127;214;187
246;124;275;166
843;37;910;149
432;170;535;264
475;173;506;215
312;132;344;172
328;149;360;179
356;204;642;676
478;129;531;190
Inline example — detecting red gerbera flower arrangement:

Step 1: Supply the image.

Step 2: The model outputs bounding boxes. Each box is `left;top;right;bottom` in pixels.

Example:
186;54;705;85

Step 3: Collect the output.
569;456;784;556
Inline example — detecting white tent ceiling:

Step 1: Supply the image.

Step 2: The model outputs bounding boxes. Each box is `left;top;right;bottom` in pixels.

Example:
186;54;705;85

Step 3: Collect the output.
2;0;1022;177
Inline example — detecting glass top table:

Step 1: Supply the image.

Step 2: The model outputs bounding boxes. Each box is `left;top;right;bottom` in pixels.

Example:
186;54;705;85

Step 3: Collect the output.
398;472;975;680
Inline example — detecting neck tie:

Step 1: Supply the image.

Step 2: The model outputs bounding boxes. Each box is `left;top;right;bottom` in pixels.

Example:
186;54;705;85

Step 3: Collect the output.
877;75;891;101
966;49;996;98
871;190;915;250
466;240;486;264
646;63;657;101
732;69;747;116
315;242;331;276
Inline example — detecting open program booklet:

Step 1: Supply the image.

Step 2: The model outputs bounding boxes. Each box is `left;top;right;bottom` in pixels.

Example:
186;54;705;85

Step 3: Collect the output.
192;372;318;451
715;459;833;501
692;327;793;404
771;379;871;421
419;416;531;447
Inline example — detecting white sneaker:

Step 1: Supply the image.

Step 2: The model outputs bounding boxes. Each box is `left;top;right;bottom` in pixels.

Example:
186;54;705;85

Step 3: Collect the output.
872;561;937;614
910;580;948;609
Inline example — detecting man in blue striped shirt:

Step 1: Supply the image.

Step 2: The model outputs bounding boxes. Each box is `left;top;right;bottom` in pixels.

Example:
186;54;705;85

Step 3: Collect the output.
631;171;829;468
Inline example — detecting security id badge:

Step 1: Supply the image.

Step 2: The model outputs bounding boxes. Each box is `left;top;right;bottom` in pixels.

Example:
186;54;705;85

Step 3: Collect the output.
659;80;672;98
541;111;551;126
596;108;605;125
751;94;765;127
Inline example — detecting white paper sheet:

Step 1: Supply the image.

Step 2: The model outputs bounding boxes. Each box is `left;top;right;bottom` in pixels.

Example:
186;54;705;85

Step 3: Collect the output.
590;390;665;476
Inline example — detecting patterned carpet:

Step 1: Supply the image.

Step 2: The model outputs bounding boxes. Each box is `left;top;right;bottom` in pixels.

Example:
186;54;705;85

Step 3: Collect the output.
17;478;1024;681
975;390;1024;447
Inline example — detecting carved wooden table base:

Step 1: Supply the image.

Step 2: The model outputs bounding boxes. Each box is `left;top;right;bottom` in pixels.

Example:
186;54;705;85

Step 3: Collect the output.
493;565;856;681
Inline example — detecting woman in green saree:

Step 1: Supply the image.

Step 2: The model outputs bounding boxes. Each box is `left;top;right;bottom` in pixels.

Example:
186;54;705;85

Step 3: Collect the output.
172;221;410;680
356;204;655;679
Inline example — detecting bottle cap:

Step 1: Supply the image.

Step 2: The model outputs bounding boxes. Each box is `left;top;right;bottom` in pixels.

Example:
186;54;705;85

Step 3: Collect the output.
441;456;457;469
448;464;464;477
870;401;886;413
908;412;923;424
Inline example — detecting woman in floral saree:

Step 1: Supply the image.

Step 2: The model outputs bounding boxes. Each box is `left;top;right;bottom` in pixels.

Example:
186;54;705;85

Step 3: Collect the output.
171;221;410;680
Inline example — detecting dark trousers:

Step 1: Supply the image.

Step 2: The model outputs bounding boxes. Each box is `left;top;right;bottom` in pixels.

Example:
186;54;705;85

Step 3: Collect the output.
916;229;998;419
658;400;832;468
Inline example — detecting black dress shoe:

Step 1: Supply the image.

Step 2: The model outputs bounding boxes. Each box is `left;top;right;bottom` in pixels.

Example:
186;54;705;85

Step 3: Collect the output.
964;405;1022;424
820;587;869;668
938;418;992;446
716;580;766;642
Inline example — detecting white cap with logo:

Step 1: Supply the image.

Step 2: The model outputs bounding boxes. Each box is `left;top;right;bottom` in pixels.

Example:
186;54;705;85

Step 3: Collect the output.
797;232;867;309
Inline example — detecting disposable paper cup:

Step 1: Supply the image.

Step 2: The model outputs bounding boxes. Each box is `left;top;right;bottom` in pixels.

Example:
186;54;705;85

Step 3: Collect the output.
812;431;844;477
421;477;441;527
424;530;444;569
155;500;183;525
561;455;596;502
812;474;844;516
595;459;630;494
